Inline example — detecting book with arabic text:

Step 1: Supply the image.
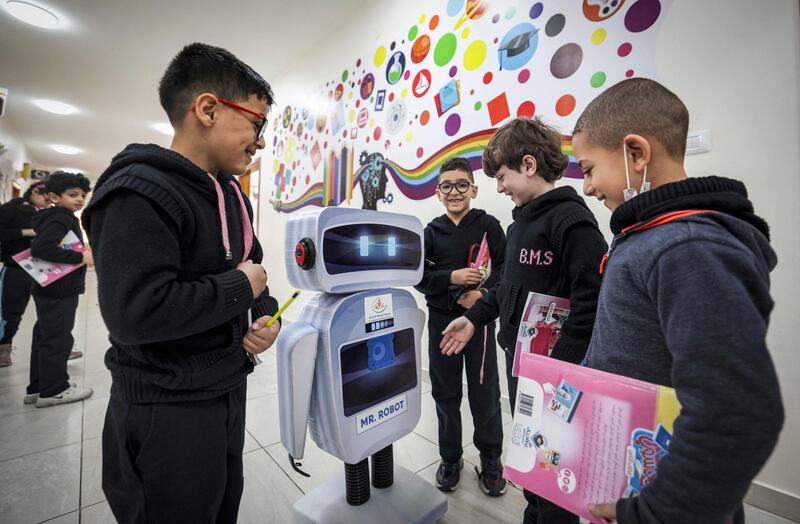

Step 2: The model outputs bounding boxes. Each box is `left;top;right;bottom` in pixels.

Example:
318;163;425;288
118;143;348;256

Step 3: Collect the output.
504;353;680;524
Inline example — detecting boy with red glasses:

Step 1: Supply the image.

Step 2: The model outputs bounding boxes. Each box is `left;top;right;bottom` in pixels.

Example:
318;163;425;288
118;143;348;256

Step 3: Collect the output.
82;43;280;523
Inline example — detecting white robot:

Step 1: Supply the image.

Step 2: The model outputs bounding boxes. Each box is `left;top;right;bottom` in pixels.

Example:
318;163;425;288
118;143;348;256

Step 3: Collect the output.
277;207;447;524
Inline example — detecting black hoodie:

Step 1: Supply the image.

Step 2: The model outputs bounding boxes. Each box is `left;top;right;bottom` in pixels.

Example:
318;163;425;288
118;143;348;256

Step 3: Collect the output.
30;206;86;297
82;143;278;403
0;197;37;268
464;186;608;363
414;208;506;315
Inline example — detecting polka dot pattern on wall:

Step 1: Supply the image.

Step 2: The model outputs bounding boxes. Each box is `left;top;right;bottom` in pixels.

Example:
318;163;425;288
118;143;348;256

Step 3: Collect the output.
434;33;458;66
555;94;576;116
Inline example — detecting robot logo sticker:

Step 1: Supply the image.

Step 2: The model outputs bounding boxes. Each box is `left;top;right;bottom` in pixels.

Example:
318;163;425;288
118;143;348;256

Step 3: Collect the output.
365;293;393;324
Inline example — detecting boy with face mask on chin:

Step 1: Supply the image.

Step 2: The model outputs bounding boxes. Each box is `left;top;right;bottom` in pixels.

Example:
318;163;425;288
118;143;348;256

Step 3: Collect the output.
414;157;507;496
572;78;783;524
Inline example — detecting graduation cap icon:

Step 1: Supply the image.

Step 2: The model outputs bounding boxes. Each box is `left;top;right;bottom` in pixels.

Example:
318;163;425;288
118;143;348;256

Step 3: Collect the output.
498;27;540;71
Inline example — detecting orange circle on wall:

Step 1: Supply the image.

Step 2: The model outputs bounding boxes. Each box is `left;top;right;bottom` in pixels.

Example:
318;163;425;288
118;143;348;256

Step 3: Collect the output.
420;110;430;125
555;94;576;117
429;15;439;30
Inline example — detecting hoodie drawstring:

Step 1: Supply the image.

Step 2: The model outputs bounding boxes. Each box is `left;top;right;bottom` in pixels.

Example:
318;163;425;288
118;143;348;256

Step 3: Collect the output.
207;174;253;262
229;181;254;260
479;325;488;384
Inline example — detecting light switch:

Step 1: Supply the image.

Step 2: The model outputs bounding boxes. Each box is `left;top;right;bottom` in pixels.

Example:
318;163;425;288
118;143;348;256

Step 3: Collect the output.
686;129;711;155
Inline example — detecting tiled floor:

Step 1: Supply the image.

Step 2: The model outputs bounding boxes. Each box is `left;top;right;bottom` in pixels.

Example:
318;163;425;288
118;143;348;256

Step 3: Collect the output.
0;273;795;523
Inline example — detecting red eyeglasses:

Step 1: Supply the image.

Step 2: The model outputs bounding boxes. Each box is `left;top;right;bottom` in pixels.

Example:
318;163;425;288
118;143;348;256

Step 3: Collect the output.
190;97;267;140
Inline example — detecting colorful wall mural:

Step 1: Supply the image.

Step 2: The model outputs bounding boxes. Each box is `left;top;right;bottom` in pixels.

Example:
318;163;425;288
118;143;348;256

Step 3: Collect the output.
268;0;669;212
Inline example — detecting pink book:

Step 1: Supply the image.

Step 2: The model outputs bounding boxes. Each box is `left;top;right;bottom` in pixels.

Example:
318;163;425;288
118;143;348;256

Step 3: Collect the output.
469;231;492;286
504;352;680;524
12;231;85;287
511;292;571;377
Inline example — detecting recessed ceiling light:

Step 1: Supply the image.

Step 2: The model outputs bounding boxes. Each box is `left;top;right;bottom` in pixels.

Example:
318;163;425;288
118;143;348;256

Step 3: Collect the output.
33;99;79;115
152;122;174;136
3;1;65;29
51;144;82;155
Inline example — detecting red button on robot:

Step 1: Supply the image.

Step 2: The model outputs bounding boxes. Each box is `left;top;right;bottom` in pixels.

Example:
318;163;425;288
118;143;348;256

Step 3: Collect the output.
294;238;315;270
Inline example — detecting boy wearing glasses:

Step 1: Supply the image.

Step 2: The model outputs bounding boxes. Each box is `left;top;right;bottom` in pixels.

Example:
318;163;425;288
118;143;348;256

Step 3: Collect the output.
439;118;607;524
414;157;507;496
81;43;280;522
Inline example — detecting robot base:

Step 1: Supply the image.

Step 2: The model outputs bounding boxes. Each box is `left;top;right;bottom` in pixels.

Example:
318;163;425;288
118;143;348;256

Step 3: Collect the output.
293;464;448;524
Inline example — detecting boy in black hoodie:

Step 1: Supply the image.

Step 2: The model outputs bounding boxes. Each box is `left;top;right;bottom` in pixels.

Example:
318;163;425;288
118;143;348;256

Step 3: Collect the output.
81;43;279;523
27;172;93;408
439;118;607;524
414;157;507;496
574;78;783;524
0;180;50;367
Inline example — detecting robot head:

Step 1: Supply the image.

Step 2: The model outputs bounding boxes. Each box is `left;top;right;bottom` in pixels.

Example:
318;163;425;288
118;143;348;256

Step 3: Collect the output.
285;207;424;293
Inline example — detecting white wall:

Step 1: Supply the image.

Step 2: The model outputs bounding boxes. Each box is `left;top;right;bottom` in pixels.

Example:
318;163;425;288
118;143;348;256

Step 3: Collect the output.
0;122;32;201
257;0;800;504
656;0;800;503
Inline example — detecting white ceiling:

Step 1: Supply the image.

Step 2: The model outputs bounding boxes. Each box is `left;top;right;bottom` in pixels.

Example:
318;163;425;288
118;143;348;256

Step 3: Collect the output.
0;0;368;177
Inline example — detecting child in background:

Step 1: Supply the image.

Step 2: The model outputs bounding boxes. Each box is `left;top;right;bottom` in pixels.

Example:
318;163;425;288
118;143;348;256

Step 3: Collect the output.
439;118;607;524
414;157;507;496
0;180;50;367
27;172;93;407
572;77;784;524
82;43;280;523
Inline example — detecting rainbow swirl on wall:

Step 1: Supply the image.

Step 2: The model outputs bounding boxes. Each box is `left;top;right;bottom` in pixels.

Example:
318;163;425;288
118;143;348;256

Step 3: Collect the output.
270;130;583;212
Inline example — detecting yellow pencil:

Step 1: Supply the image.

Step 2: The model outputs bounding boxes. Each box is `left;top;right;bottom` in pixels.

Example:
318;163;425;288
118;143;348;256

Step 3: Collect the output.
265;290;301;327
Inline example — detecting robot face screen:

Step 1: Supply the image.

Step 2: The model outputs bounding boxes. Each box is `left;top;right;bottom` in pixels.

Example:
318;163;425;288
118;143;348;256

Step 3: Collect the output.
340;328;417;417
322;224;421;275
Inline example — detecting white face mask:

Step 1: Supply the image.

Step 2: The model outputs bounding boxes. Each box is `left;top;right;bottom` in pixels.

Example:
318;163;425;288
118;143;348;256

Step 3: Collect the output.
622;142;650;202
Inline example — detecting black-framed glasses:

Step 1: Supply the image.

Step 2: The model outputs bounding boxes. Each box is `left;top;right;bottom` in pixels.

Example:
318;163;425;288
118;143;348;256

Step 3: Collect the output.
437;181;474;194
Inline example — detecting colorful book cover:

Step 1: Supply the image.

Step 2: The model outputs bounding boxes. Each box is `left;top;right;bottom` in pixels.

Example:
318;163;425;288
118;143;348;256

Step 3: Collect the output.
504;353;680;524
469;231;492;286
12;231;85;287
511;292;571;377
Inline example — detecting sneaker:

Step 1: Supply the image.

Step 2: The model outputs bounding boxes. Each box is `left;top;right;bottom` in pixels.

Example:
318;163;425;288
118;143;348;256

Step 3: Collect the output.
23;393;39;405
36;384;93;408
476;455;507;497
0;343;12;367
24;381;75;405
435;458;463;492
68;350;83;360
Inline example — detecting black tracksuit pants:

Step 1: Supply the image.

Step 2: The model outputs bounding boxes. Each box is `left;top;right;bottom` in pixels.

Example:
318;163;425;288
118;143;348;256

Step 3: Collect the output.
504;350;579;524
428;308;503;463
1;266;34;344
102;383;247;524
27;294;78;397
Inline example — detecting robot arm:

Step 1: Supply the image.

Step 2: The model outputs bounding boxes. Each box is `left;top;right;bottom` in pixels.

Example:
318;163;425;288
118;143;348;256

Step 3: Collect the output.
277;320;319;475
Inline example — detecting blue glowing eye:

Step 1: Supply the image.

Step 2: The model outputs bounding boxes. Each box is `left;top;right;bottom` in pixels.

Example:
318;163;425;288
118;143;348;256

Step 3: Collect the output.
360;235;369;256
388;236;396;256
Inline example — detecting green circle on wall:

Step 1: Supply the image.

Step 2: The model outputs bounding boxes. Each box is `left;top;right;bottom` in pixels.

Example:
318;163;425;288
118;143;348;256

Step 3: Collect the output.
590;71;607;88
434;33;458;67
